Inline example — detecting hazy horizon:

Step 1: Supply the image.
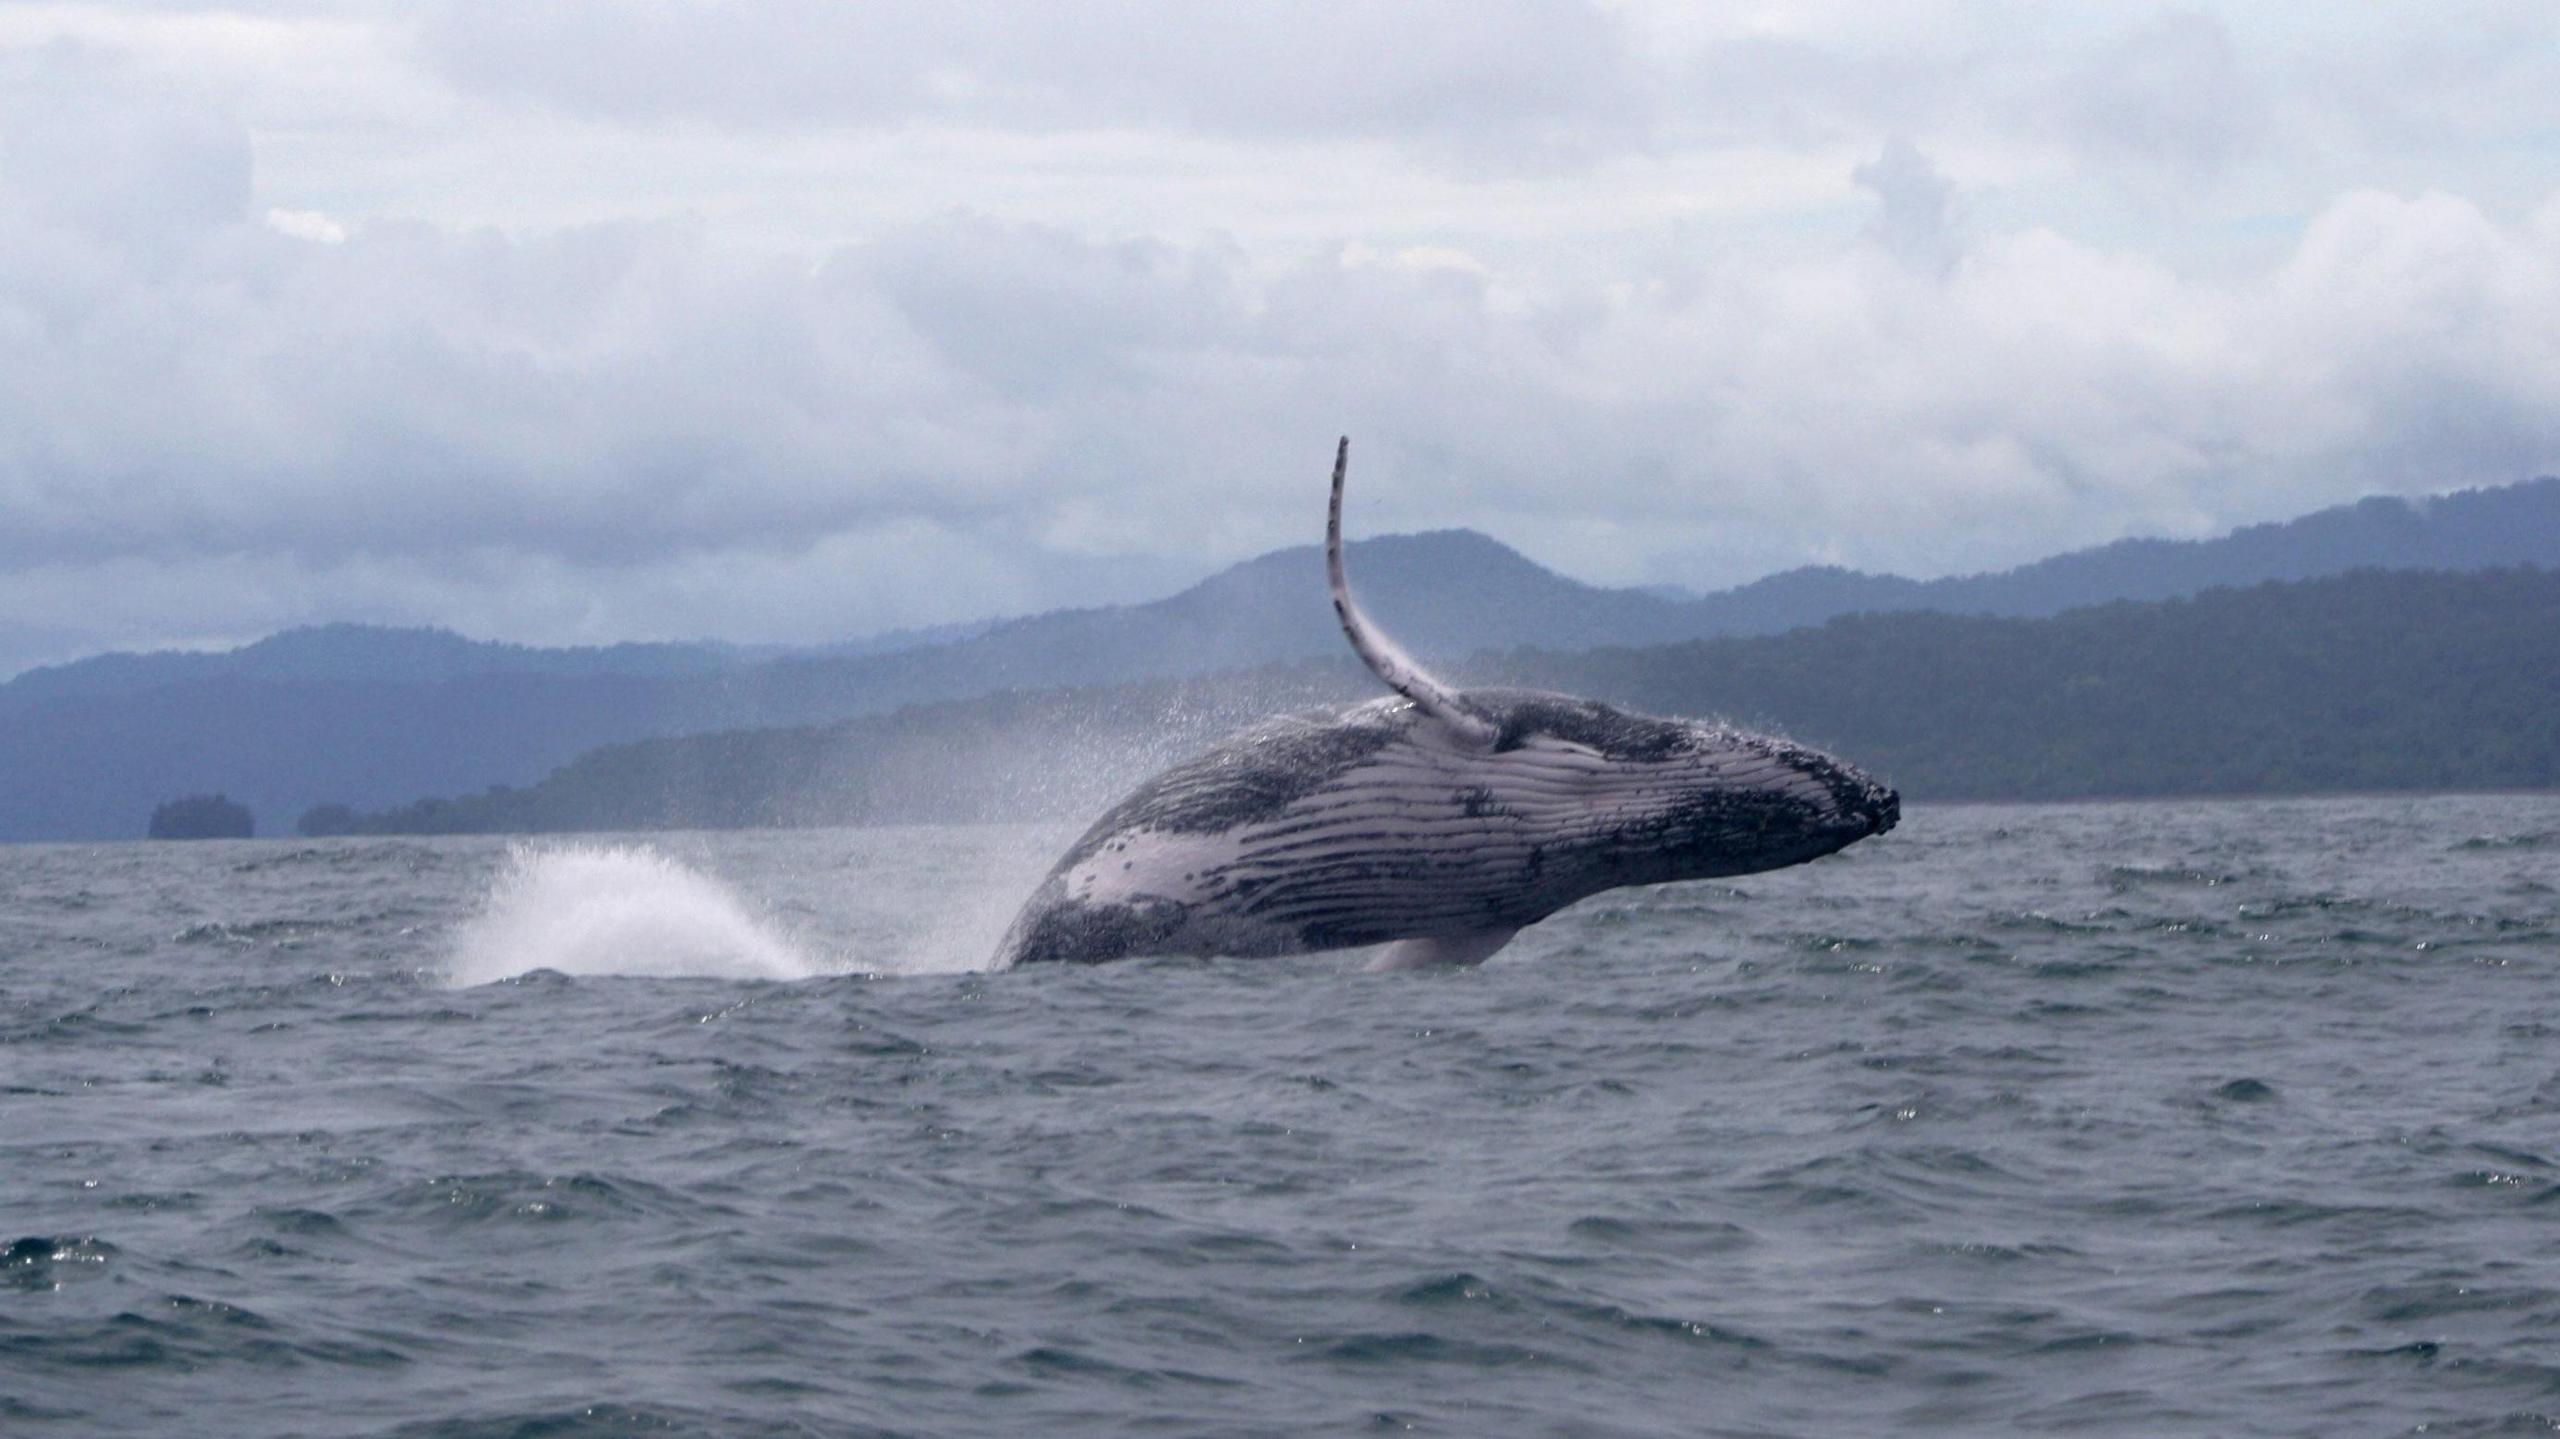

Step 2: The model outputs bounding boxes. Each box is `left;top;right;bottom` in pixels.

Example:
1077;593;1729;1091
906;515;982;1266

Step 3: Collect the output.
6;2;2559;676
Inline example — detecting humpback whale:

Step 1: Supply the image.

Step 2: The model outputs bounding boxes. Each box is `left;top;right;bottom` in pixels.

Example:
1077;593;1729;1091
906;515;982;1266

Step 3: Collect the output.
994;438;1898;970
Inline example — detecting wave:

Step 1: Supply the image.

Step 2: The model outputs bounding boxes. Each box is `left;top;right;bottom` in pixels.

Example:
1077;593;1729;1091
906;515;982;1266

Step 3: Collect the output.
2451;829;2557;852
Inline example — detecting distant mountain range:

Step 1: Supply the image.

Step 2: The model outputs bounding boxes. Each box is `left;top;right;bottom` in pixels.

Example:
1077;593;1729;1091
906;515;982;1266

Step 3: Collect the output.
0;627;754;716
320;564;2560;835
3;475;2554;840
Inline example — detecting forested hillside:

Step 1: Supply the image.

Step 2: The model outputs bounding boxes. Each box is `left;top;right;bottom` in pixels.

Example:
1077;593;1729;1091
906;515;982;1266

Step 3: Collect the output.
10;476;2556;840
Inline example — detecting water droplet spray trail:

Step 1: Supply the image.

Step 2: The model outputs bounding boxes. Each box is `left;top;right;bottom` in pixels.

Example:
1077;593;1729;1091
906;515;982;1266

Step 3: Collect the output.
443;843;822;986
438;832;1056;984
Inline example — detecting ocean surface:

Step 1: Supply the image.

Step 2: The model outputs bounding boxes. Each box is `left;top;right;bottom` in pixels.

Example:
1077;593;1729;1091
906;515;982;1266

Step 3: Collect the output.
4;794;2557;1437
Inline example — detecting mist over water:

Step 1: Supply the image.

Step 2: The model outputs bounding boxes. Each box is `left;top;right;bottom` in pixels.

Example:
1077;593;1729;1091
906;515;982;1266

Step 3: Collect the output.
4;796;2558;1437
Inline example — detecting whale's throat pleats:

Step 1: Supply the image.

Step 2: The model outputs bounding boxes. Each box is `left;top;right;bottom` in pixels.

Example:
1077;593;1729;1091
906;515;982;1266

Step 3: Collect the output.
1159;733;1687;950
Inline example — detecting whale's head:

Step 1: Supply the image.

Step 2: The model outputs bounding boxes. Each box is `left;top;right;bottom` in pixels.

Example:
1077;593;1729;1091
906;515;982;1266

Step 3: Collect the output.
1463;690;1898;890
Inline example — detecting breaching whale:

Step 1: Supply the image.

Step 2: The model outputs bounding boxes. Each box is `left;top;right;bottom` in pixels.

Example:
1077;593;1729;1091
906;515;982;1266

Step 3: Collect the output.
993;438;1898;970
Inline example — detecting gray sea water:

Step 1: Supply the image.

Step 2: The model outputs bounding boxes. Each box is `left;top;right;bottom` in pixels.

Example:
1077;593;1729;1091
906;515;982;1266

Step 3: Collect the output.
4;794;2557;1437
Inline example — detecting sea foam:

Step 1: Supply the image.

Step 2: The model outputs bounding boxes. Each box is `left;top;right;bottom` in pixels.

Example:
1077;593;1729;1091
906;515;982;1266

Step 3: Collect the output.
444;843;822;986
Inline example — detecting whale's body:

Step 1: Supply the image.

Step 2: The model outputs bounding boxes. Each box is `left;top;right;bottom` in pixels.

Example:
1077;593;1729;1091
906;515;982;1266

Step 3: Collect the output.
994;440;1897;970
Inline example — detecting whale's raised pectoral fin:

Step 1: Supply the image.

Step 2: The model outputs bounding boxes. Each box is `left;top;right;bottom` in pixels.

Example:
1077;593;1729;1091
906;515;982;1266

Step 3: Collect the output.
1366;927;1519;972
1327;437;1499;751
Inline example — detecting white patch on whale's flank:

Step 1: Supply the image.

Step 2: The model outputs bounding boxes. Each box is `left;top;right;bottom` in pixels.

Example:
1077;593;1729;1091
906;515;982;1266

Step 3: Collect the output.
1061;825;1243;908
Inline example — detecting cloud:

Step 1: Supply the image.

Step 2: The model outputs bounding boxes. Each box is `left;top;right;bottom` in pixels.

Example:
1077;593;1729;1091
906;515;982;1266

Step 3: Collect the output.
416;0;1650;169
0;42;251;259
265;207;347;243
2050;8;2265;180
1854;136;1959;273
8;133;2560;671
6;3;2560;675
856;213;1248;402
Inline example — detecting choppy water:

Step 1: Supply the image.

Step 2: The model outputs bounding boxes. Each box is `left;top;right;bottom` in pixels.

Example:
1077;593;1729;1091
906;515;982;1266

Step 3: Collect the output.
4;795;2558;1437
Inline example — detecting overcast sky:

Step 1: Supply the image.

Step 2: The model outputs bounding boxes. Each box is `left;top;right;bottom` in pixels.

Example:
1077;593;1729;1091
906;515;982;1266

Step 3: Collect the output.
4;1;2559;675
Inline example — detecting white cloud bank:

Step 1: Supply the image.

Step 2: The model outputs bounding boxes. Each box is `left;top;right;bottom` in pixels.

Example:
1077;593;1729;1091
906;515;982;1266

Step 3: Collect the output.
2;3;2559;673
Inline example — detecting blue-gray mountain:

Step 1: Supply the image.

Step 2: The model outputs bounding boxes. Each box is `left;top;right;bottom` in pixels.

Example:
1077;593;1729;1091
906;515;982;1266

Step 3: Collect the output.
2;477;2555;840
324;565;2560;837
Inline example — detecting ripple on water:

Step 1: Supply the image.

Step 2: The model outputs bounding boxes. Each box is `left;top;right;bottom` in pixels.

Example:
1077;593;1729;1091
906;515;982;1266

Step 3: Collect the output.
2450;829;2559;852
1;797;2557;1436
1562;1213;1757;1258
2;1236;118;1293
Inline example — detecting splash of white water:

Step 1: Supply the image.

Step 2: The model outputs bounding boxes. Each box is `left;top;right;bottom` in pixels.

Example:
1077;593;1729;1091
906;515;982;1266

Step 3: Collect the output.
443;843;822;986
